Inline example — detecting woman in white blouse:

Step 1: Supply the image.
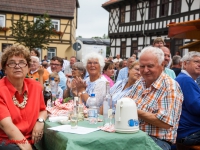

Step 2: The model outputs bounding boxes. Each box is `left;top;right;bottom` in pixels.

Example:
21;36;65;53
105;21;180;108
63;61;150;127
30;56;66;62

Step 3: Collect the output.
74;52;107;110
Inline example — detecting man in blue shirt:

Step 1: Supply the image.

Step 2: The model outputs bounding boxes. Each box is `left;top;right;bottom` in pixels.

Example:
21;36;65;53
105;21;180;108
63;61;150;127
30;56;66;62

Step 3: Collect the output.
175;51;200;147
116;57;136;82
48;56;67;91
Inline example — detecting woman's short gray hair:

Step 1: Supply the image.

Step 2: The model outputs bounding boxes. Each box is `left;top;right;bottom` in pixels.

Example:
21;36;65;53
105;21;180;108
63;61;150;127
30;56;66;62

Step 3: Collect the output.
72;62;86;78
82;52;105;71
181;51;200;62
138;46;164;65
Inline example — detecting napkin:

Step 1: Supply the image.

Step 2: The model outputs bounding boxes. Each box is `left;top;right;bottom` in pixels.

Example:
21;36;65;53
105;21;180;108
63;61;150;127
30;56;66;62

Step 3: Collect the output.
47;100;74;116
49;116;69;122
99;124;115;133
47;99;88;116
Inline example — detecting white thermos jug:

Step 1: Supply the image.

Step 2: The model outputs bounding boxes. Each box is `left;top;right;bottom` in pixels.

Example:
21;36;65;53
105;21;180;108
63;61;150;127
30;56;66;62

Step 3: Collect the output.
115;97;139;133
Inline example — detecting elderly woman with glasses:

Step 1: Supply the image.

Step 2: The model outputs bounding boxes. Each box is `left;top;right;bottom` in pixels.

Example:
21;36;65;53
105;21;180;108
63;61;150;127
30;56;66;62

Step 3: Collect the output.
110;61;141;110
0;45;47;150
74;52;107;111
63;62;86;99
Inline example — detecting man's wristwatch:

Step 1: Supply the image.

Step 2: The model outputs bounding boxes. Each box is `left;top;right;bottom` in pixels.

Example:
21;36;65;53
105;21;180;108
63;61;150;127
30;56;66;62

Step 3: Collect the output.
37;118;45;123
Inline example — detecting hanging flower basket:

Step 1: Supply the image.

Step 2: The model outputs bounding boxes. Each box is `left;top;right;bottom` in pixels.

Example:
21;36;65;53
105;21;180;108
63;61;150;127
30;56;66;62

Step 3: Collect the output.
52;29;64;36
0;27;9;32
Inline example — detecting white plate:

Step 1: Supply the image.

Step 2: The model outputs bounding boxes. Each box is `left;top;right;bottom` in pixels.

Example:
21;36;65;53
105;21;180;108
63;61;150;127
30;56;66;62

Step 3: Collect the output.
115;128;139;134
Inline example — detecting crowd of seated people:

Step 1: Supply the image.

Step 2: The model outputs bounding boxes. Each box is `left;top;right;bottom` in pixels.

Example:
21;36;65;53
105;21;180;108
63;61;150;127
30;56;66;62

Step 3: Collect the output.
1;40;200;150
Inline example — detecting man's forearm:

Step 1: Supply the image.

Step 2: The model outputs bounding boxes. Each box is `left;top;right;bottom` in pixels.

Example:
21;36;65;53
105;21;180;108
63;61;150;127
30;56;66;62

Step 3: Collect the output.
137;110;171;129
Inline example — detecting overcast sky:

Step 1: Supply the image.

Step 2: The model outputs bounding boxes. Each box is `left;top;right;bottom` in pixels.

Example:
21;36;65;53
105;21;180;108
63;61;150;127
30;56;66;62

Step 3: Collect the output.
76;0;109;38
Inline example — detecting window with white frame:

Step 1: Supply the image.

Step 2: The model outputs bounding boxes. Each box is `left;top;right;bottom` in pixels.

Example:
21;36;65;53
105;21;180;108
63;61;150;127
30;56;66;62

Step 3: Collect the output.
47;47;56;60
0;15;5;27
34;18;60;31
52;19;60;31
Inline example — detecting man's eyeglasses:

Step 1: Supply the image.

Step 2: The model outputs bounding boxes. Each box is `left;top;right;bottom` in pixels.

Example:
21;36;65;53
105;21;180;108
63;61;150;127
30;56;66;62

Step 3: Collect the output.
50;63;61;66
7;62;27;68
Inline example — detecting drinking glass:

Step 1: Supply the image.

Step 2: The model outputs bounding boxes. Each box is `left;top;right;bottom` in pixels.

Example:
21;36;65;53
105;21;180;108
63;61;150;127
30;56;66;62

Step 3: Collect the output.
78;104;84;121
70;113;78;129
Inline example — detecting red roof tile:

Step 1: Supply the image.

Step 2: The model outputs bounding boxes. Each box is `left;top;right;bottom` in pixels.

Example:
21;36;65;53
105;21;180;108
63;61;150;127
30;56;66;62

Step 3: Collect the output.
0;0;78;18
102;0;121;7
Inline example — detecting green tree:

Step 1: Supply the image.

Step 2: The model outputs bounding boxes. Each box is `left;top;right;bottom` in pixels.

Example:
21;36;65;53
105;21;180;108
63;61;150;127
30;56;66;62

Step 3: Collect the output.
102;34;109;39
11;14;54;50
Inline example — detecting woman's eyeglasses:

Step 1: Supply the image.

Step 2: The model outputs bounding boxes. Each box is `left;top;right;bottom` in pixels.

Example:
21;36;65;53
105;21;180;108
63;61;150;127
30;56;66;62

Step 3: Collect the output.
72;68;79;71
6;62;27;68
87;62;99;65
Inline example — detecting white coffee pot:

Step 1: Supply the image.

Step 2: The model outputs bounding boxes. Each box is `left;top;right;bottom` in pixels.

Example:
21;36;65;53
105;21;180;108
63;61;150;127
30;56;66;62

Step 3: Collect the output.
115;97;139;133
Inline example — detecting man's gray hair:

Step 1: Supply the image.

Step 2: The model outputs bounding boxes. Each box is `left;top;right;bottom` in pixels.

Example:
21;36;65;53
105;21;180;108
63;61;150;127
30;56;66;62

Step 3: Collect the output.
138;46;164;65
128;57;136;62
181;51;200;62
82;52;105;71
172;55;181;65
31;56;39;63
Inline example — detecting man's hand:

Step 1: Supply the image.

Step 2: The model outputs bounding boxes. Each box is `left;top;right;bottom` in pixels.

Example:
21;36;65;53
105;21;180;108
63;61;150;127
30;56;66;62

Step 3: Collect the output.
38;66;44;76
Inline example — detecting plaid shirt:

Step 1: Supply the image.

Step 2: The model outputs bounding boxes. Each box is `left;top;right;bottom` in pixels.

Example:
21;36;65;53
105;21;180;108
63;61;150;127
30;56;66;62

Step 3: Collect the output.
127;73;183;144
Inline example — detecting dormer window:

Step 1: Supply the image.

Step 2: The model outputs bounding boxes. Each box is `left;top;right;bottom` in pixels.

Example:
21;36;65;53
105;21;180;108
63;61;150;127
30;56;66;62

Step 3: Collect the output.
0;15;5;27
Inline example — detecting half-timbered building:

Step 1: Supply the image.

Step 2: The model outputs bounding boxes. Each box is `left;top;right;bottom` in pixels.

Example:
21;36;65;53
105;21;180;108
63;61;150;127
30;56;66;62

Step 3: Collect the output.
102;0;200;58
0;0;79;60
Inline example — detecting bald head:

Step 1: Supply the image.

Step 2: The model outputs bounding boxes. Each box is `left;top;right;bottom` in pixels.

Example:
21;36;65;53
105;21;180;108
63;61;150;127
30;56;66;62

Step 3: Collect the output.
160;47;171;67
127;57;136;67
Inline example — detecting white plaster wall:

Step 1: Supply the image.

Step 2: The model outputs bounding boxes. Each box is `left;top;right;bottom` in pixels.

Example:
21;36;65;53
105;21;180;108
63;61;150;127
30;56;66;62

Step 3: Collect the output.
146;37;151;45
111;48;115;57
116;39;120;46
125;12;130;23
181;0;188;13
127;38;131;46
137;9;141;21
111;39;115;46
195;14;199;19
138;37;143;45
126;47;131;57
157;6;160;18
144;2;149;20
116;47;121;55
126;5;130;11
132;37;137;40
168;2;172;16
125;5;130;23
191;0;200;10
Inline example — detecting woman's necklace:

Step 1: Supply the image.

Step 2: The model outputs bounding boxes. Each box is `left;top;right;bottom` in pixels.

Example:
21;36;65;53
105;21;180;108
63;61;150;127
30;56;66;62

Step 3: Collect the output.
12;93;28;109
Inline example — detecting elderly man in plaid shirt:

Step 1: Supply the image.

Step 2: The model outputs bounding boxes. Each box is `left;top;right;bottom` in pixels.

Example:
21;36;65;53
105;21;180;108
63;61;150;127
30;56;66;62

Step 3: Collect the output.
128;46;183;150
